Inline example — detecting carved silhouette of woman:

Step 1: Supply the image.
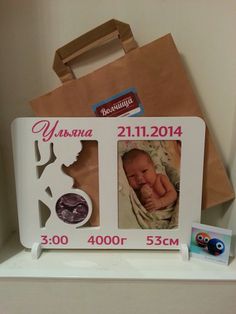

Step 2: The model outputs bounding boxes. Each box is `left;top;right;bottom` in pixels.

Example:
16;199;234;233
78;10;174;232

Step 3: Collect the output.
36;139;92;227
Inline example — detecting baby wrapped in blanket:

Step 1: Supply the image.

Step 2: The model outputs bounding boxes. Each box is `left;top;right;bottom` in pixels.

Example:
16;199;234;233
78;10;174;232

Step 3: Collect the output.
119;141;180;229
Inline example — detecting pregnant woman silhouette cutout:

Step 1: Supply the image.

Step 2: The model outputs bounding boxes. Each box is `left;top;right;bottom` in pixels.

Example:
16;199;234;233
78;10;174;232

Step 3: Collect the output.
36;139;92;228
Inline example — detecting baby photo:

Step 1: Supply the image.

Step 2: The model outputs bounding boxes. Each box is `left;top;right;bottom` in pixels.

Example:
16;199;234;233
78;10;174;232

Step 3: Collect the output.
118;140;181;229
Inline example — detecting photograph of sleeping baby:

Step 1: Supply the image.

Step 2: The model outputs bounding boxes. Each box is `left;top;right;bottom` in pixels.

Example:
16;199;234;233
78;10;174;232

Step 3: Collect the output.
118;140;181;229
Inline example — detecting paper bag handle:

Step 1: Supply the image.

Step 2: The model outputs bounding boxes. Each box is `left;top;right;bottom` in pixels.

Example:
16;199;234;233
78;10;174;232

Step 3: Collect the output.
53;19;138;83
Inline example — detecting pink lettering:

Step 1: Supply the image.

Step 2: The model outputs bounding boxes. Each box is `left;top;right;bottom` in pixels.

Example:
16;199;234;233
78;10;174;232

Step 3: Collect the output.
32;120;58;142
32;119;93;141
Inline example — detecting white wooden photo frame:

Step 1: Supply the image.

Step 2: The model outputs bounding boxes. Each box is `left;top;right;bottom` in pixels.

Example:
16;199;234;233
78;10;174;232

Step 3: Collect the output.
11;117;205;253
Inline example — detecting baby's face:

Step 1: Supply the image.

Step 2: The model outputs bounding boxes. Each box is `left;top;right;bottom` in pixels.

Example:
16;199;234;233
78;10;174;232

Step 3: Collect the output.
123;154;156;190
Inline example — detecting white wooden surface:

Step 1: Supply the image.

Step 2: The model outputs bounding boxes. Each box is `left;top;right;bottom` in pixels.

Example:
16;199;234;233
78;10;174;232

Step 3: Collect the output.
0;279;236;314
0;234;236;280
0;1;236;313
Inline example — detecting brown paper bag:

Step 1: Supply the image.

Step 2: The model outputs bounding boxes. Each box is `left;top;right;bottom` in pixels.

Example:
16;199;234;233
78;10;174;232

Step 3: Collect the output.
31;19;234;214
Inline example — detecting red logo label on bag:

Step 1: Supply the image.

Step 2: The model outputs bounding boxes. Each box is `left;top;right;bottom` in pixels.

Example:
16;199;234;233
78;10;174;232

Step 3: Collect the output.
92;88;144;117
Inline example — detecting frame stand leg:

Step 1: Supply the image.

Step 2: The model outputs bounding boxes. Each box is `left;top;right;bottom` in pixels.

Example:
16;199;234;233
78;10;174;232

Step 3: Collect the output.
180;243;189;261
31;242;42;259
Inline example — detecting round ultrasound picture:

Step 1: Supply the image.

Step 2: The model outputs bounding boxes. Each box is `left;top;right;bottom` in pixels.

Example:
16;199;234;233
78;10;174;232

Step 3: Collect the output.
56;193;89;224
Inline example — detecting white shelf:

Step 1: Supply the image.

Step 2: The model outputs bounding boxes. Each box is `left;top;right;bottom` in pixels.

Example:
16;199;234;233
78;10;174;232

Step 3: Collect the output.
0;233;235;280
